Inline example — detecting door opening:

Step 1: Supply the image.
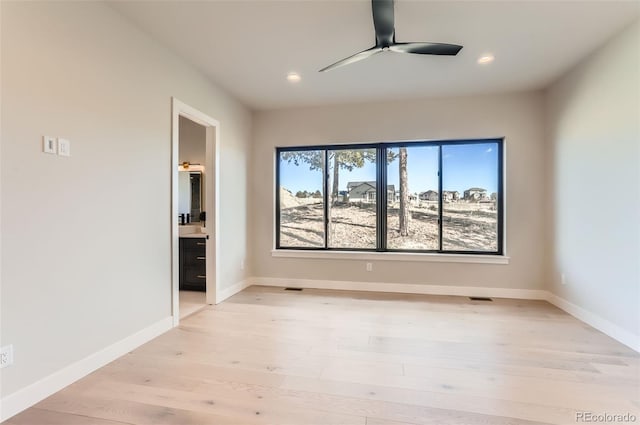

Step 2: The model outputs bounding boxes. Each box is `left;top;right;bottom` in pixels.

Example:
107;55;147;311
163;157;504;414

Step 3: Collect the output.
171;98;220;325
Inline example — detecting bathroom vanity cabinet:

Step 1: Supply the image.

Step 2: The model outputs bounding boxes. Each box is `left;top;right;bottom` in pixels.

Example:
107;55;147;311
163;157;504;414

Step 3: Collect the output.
179;237;206;291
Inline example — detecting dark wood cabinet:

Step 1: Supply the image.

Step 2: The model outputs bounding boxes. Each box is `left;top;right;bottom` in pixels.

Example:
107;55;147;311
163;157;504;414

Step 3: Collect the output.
179;237;206;291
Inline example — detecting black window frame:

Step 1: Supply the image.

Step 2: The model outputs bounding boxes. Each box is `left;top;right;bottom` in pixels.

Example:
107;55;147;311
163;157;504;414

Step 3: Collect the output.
275;138;504;255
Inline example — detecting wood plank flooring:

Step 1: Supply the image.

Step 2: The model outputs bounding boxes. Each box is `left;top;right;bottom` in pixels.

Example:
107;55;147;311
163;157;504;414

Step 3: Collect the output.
179;290;207;319
7;286;640;425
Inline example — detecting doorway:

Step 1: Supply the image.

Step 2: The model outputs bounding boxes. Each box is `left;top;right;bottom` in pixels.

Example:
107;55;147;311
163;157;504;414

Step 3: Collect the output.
171;98;220;325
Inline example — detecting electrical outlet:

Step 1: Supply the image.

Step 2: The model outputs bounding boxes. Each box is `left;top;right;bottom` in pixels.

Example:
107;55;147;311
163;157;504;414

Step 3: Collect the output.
0;345;14;368
561;273;567;285
240;259;245;270
366;262;373;272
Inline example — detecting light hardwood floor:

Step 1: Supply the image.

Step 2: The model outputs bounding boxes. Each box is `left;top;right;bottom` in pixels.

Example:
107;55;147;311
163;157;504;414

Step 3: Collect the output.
179;290;207;319
7;286;640;425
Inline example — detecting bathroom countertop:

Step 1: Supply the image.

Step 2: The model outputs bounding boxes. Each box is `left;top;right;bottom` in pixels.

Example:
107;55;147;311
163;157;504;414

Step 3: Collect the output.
179;232;207;239
179;224;207;238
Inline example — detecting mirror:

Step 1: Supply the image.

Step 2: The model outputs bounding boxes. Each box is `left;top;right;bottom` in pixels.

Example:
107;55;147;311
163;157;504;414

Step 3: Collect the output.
178;170;203;223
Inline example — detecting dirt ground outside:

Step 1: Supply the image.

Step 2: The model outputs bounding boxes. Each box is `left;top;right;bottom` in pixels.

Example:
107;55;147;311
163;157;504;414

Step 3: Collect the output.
279;199;498;251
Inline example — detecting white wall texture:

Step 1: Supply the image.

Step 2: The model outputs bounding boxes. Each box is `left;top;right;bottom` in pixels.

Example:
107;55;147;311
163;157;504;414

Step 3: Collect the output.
545;21;640;339
251;92;547;289
178;116;206;165
1;1;251;399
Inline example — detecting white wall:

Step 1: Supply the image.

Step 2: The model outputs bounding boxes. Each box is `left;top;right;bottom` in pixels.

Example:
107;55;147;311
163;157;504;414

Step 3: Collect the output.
178;116;206;165
545;21;640;340
251;92;546;290
0;0;250;402
178;171;192;217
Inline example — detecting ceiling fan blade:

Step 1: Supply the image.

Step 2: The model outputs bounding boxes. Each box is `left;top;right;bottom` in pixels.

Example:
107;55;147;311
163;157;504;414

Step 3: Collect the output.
319;46;383;72
372;0;395;47
319;0;462;73
390;42;463;56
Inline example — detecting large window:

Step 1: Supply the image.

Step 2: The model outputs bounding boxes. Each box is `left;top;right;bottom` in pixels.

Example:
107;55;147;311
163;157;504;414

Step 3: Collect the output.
276;139;503;255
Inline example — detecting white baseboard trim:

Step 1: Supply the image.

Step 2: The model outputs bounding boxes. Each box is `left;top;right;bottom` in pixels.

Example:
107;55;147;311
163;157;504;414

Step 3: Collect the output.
0;316;173;422
249;277;548;300
249;276;638;352
545;293;639;352
216;279;251;304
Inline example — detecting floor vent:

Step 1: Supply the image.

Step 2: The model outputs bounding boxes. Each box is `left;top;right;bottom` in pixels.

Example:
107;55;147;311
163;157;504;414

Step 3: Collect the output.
469;296;493;301
284;287;303;291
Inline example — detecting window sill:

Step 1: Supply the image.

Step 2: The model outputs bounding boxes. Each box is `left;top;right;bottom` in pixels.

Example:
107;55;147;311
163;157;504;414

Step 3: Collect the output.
271;250;509;264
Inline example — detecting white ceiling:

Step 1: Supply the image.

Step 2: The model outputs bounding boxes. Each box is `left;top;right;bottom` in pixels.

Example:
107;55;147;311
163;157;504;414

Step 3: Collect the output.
110;1;639;111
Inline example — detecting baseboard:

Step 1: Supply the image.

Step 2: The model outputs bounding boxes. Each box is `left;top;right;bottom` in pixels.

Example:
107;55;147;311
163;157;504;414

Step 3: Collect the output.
0;316;173;422
249;276;548;300
545;292;639;352
249;276;638;352
216;279;251;304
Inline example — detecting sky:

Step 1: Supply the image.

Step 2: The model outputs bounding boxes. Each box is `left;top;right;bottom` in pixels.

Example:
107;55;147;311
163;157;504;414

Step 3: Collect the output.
279;143;499;195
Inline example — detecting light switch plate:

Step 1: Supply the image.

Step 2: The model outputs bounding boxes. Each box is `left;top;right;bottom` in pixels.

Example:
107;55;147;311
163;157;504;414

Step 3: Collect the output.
43;136;57;154
58;138;71;157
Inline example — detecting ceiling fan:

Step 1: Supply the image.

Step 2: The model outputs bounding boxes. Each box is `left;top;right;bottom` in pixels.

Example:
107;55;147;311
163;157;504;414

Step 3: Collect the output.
319;0;463;72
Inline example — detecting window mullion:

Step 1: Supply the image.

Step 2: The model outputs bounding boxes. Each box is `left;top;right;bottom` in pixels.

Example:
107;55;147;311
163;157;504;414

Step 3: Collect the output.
438;144;443;252
323;149;329;249
497;142;504;255
275;151;281;249
377;146;387;251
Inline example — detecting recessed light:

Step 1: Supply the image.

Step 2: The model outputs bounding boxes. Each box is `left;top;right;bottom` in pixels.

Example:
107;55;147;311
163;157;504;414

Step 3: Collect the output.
287;72;301;83
477;54;495;65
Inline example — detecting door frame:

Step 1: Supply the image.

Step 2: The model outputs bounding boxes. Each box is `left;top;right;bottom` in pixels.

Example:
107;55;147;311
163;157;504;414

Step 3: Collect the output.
171;98;220;326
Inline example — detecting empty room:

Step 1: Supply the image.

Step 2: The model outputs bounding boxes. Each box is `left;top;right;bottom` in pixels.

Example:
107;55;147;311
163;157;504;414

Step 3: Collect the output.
1;1;639;424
